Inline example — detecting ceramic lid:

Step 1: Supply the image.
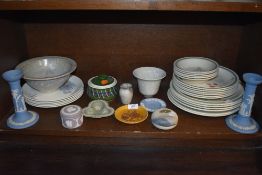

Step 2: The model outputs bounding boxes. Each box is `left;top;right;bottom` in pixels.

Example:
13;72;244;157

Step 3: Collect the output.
88;75;117;89
60;105;82;119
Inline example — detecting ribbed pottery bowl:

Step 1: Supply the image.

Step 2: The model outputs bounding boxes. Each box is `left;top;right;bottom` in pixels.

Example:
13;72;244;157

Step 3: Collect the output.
87;75;118;101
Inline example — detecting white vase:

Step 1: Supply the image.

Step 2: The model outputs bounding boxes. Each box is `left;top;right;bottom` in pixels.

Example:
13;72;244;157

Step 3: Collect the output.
119;83;133;104
133;67;166;98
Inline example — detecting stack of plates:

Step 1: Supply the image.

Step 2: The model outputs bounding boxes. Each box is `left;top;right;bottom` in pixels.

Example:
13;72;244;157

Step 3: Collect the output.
173;57;219;80
172;66;240;99
23;75;84;108
168;57;243;117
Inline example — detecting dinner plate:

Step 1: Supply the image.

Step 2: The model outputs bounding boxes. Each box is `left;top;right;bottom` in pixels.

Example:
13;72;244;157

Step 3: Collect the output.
172;75;238;93
25;89;83;105
174;70;218;80
169;90;240;112
172;81;238;99
25;89;83;108
169;83;243;107
23;75;84;108
23;75;84;101
25;89;84;103
167;89;239;117
174;66;239;90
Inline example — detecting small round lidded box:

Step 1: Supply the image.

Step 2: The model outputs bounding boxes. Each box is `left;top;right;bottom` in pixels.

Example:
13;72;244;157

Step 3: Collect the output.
60;105;83;129
87;74;118;101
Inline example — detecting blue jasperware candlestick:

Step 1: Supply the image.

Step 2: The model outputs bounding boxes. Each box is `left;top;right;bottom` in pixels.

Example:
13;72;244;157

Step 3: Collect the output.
2;69;39;129
226;73;262;134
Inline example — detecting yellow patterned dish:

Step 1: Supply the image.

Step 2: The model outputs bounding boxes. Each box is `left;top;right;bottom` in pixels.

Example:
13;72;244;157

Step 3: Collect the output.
114;105;148;124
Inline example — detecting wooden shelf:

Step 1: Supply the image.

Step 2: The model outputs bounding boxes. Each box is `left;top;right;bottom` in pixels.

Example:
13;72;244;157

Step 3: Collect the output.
0;0;261;12
1;80;261;148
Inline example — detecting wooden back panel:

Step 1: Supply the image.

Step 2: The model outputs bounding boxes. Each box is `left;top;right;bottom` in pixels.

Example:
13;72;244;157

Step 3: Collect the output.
25;23;242;83
0;20;27;118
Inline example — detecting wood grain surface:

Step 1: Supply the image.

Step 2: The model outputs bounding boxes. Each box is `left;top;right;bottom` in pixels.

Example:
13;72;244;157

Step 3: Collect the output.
0;20;27;118
0;0;261;12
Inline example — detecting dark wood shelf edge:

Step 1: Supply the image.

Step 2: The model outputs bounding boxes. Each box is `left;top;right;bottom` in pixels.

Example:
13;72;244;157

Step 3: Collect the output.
0;133;262;150
1;129;262;149
0;1;261;12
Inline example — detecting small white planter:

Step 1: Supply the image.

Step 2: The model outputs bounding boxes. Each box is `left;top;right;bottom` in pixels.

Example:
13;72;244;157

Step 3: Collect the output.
133;67;166;98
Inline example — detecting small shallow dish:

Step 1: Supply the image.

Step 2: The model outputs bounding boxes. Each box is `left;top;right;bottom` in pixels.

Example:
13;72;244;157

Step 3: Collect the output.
16;56;77;93
151;108;178;130
115;105;148;124
140;98;166;112
82;100;114;118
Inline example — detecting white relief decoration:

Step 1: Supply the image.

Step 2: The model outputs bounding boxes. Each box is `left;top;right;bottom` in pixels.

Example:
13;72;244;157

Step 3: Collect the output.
65;120;73;128
247;94;254;105
12;89;26;112
67;106;76;113
239;94;254;117
239;103;248;116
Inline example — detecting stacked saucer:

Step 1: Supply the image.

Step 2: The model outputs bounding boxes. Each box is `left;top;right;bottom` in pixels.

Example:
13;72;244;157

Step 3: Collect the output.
173;57;219;80
23;75;84;108
168;57;243;117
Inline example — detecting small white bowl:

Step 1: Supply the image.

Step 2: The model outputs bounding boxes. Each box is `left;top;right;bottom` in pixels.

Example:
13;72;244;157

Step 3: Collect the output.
16;56;77;93
133;67;166;98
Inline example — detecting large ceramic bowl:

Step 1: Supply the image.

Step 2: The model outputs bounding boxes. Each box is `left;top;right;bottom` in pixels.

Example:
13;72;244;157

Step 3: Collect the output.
133;67;166;98
87;75;118;101
16;56;77;93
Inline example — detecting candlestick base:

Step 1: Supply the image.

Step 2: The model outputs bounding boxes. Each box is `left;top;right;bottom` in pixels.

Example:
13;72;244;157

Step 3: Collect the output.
7;111;39;129
225;114;259;134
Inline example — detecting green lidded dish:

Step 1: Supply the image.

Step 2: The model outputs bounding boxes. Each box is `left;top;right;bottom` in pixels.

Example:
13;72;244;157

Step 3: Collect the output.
87;75;118;101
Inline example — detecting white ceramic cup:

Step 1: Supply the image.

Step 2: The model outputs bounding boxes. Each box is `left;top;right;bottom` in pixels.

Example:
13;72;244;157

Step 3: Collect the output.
133;67;166;98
